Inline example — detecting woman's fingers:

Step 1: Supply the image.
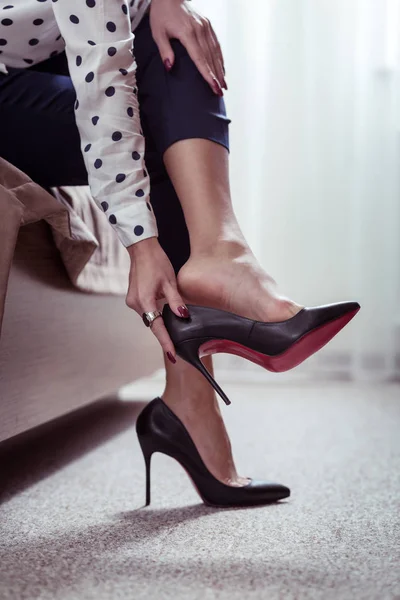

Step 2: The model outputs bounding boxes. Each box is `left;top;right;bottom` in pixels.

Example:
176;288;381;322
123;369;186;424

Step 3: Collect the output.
125;290;176;362
152;29;175;71
208;21;228;85
208;21;227;89
147;311;178;363
163;281;190;320
193;20;221;94
156;282;190;362
149;1;226;93
180;24;223;96
198;18;227;91
125;237;190;363
136;287;190;364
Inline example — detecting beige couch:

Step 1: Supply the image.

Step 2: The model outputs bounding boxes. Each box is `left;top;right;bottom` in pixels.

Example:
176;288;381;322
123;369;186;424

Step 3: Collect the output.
0;160;161;443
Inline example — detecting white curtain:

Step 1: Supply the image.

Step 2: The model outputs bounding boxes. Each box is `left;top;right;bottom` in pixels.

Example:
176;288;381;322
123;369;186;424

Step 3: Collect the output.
193;0;400;383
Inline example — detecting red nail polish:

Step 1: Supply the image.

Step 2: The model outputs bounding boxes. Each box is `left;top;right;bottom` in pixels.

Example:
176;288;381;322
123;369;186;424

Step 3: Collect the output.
212;81;220;95
212;79;223;97
178;305;190;318
166;351;176;364
164;58;172;71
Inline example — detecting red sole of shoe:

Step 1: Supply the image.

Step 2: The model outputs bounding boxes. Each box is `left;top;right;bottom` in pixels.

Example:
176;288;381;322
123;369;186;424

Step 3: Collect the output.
197;307;360;372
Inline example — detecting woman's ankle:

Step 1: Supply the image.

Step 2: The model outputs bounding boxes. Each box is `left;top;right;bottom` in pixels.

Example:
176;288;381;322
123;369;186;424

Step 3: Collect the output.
161;385;219;416
160;388;249;487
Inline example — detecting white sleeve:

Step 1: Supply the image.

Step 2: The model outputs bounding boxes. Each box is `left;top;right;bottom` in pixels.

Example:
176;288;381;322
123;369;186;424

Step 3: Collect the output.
51;0;158;247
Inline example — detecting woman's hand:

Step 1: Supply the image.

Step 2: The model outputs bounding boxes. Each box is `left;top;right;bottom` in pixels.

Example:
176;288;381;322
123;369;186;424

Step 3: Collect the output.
149;0;227;95
126;237;189;363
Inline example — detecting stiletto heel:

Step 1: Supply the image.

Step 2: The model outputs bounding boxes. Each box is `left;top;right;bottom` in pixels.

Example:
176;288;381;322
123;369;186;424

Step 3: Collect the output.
138;438;153;506
175;337;232;406
144;452;152;506
162;300;361;403
136;397;290;507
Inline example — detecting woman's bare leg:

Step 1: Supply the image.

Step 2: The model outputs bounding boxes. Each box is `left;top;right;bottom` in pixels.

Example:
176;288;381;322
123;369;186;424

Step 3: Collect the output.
163;138;304;321
158;139;303;488
161;351;249;487
155;290;248;487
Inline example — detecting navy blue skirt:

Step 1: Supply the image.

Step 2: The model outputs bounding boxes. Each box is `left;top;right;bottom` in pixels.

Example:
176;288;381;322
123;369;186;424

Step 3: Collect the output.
0;12;231;275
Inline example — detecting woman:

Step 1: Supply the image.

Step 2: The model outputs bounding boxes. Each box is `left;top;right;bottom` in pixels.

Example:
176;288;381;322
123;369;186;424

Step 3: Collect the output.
0;0;359;507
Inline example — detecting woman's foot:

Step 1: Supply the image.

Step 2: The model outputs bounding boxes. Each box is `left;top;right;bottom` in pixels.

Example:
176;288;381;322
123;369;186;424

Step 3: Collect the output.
161;240;300;490
177;240;304;323
161;353;250;488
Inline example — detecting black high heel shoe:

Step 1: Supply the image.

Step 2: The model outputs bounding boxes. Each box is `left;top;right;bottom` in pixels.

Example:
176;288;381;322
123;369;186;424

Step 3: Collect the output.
162;301;360;406
136;396;290;507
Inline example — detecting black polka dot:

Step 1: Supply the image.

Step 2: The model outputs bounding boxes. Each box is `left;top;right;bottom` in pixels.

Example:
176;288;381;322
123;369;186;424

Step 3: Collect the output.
105;86;115;97
119;68;128;76
146;202;152;211
85;72;94;83
87;40;96;45
76;55;82;66
1;18;13;26
109;215;117;224
107;46;116;56
23;58;33;64
74;99;79;109
3;6;14;9
33;18;44;25
29;38;39;46
130;0;134;6
50;50;58;57
101;201;109;212
127;107;133;117
112;131;122;141
94;159;102;169
84;143;91;152
0;39;7;46
92;116;99;125
37;0;47;2
132;151;140;160
143;169;147;177
69;15;79;24
86;0;96;6
122;4;127;14
106;21;116;32
135;189;144;197
134;225;144;236
116;173;126;183
52;0;58;2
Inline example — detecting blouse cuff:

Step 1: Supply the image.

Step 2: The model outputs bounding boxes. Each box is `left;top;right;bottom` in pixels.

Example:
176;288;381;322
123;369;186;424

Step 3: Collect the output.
109;204;159;247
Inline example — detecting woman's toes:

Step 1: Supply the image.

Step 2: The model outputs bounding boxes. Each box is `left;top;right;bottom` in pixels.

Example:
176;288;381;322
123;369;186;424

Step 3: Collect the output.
222;475;252;487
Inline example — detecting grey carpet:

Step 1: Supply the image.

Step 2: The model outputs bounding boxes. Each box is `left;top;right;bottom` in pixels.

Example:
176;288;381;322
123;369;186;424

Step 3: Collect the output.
0;382;399;600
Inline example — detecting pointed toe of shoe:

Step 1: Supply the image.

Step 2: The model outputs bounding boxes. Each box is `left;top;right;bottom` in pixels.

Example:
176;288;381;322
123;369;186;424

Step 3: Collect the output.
245;479;291;503
336;300;360;316
311;300;360;323
202;479;291;508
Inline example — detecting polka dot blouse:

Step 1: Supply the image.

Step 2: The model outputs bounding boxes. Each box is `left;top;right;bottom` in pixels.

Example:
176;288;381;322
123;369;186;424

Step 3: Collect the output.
0;0;159;247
